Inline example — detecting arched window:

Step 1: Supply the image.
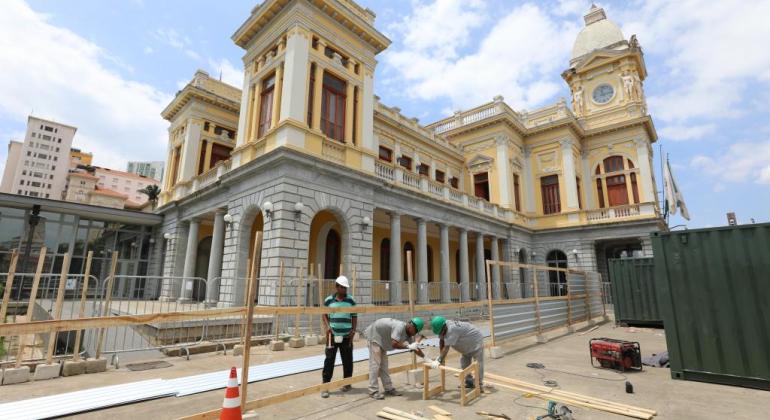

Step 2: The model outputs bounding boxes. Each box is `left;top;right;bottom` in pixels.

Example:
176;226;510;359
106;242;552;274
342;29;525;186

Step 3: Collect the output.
595;156;641;208
518;248;527;298
380;238;390;280
455;249;461;283
546;250;568;296
403;242;414;281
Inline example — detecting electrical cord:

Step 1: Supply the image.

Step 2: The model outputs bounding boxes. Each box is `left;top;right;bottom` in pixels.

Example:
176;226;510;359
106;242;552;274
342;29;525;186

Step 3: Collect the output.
527;362;628;385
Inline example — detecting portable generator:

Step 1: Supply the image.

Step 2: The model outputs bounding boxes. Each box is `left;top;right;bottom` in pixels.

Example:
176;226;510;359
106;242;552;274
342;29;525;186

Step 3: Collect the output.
589;338;642;372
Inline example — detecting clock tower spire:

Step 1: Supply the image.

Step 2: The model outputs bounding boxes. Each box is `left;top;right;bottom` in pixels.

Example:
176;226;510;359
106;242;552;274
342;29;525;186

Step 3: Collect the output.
562;5;648;128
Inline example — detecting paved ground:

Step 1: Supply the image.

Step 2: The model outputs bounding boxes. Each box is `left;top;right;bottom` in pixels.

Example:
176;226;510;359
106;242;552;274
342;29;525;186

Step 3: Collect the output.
2;320;768;419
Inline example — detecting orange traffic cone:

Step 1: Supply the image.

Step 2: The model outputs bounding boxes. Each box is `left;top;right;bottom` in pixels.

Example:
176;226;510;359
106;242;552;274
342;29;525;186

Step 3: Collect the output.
220;367;242;420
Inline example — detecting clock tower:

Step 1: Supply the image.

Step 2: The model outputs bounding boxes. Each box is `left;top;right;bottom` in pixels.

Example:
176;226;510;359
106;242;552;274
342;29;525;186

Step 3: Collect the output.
562;5;648;129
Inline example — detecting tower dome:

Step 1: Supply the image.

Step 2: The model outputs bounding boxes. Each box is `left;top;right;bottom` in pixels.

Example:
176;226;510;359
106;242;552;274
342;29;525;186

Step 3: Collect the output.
571;5;625;61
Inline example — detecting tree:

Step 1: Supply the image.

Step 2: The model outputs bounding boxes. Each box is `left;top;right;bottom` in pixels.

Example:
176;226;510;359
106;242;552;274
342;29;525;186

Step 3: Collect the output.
138;184;161;209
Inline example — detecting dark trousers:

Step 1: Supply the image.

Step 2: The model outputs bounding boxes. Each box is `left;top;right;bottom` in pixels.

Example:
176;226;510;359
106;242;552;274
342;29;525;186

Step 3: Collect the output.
322;336;354;383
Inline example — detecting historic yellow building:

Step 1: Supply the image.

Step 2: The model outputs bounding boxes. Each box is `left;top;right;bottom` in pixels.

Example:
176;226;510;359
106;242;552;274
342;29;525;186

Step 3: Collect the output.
157;2;662;307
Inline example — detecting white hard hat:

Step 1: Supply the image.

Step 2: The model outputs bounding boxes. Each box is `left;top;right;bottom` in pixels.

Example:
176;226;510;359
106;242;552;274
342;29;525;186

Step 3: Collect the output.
335;276;350;288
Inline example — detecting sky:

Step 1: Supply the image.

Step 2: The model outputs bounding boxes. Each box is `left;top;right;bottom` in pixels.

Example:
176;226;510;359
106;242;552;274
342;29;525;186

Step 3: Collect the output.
0;0;768;228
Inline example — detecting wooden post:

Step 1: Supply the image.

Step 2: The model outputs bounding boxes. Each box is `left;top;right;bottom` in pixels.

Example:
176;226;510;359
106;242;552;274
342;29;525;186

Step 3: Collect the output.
584;274;592;322
0;249;19;323
241;231;263;409
16;247;47;367
72;251;93;361
95;251;119;360
566;273;573;327
46;252;71;364
274;260;285;341
294;263;303;337
317;263;325;343
406;250;416;368
485;260;495;347
533;268;542;335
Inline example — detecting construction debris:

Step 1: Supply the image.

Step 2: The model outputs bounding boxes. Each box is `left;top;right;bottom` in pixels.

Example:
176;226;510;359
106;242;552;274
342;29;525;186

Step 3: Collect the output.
377;407;429;419
476;411;511;419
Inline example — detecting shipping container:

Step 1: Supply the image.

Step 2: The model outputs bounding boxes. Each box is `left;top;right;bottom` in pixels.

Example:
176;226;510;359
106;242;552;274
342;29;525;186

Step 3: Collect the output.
652;224;770;390
608;257;662;326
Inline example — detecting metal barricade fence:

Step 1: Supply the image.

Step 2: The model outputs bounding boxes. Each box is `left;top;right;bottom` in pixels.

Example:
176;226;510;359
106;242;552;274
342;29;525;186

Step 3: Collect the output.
1;272;99;366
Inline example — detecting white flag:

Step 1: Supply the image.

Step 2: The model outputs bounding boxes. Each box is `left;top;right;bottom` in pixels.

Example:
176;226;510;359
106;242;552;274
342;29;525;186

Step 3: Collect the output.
664;159;690;220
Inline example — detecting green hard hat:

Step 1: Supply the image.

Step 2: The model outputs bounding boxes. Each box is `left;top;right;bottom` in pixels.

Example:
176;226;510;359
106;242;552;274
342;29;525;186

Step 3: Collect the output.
410;317;424;333
431;316;446;335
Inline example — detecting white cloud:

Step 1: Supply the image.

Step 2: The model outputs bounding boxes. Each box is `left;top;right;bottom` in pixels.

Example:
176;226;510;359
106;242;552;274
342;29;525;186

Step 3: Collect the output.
691;140;770;185
0;0;172;170
208;58;244;88
383;2;578;112
619;0;770;122
153;27;201;60
143;46;154;54
659;123;716;141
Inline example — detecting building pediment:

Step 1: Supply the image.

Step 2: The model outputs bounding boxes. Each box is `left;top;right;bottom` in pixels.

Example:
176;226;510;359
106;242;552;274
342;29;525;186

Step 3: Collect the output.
467;154;493;172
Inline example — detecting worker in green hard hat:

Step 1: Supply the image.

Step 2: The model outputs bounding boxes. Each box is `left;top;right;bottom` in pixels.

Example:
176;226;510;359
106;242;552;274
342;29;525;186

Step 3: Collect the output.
363;317;427;400
429;316;486;389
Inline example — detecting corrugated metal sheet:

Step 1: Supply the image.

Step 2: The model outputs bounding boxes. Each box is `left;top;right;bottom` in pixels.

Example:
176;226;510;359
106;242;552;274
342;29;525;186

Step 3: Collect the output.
0;379;175;420
609;257;662;326
652;224;770;390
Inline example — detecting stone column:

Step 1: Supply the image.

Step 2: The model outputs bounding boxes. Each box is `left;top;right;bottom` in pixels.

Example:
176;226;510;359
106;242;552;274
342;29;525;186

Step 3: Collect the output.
495;135;512;207
523;147;535;213
475;232;487;301
361;68;376;172
634;138;655;202
179;120;202;183
388;212;402;304
235;65;252;149
179;219;200;302
416;218;428;303
279;26;310;122
271;64;284;129
561;139;579;210
311;64;324;130
581;151;594;209
344;82;355;144
439;224;451;303
205;210;226;306
459;229;470;302
490;236;501;299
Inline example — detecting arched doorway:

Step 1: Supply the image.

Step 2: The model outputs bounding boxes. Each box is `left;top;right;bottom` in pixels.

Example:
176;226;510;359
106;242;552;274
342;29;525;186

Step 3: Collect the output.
193;236;212;301
238;208;264;305
309;210;346;280
546;250;568;296
403;242;415;281
518;248;527;298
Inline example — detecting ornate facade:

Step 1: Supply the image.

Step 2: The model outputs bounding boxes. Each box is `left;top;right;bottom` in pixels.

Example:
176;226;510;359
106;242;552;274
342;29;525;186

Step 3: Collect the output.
156;1;663;307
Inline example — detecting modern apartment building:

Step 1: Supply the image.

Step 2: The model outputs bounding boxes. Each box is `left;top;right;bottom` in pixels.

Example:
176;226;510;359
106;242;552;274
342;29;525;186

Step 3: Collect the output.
0;116;76;200
127;161;165;182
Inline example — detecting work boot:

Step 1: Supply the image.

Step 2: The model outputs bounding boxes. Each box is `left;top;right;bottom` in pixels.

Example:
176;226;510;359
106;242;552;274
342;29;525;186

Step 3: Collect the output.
369;392;385;400
384;388;403;396
464;377;475;389
321;390;330;398
341;385;352;392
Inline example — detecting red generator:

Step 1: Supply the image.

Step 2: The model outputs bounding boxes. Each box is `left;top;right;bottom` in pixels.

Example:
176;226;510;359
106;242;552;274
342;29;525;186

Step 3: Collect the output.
589;338;642;372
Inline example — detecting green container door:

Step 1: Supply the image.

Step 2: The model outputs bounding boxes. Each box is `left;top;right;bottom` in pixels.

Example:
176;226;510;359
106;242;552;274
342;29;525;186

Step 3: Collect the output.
608;257;661;326
652;224;770;390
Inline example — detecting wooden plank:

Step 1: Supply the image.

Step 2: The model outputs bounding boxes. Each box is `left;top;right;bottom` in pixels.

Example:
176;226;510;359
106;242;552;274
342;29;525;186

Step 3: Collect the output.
382;407;429;419
241;231;263;409
95;251;119;360
433;415;452;420
377;411;410;420
16;247;47;368
0;249;19;323
485;260;495;346
294;263;303;337
72;251;93;361
180;363;413;420
274;260;284;341
428;405;451;416
46;252;71;364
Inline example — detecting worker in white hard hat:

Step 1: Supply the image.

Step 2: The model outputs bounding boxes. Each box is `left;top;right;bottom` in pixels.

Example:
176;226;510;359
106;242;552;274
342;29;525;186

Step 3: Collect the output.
321;275;357;398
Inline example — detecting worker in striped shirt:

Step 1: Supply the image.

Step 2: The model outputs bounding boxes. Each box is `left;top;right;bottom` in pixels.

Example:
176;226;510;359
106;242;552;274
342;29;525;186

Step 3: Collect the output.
321;275;357;398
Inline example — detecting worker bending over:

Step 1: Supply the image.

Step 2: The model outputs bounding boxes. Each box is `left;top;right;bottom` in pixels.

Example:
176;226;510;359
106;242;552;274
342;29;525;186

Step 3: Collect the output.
430;316;485;388
321;275;357;398
364;317;426;399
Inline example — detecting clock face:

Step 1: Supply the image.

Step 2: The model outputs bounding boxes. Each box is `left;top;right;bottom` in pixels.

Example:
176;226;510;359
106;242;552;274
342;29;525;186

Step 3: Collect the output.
592;84;614;104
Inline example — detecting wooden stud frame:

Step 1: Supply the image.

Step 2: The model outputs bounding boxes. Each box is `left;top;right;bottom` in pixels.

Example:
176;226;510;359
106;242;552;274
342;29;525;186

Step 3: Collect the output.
422;363;481;406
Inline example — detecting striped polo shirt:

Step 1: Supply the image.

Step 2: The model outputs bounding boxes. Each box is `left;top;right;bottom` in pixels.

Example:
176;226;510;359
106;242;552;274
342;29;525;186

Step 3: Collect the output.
324;293;356;337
